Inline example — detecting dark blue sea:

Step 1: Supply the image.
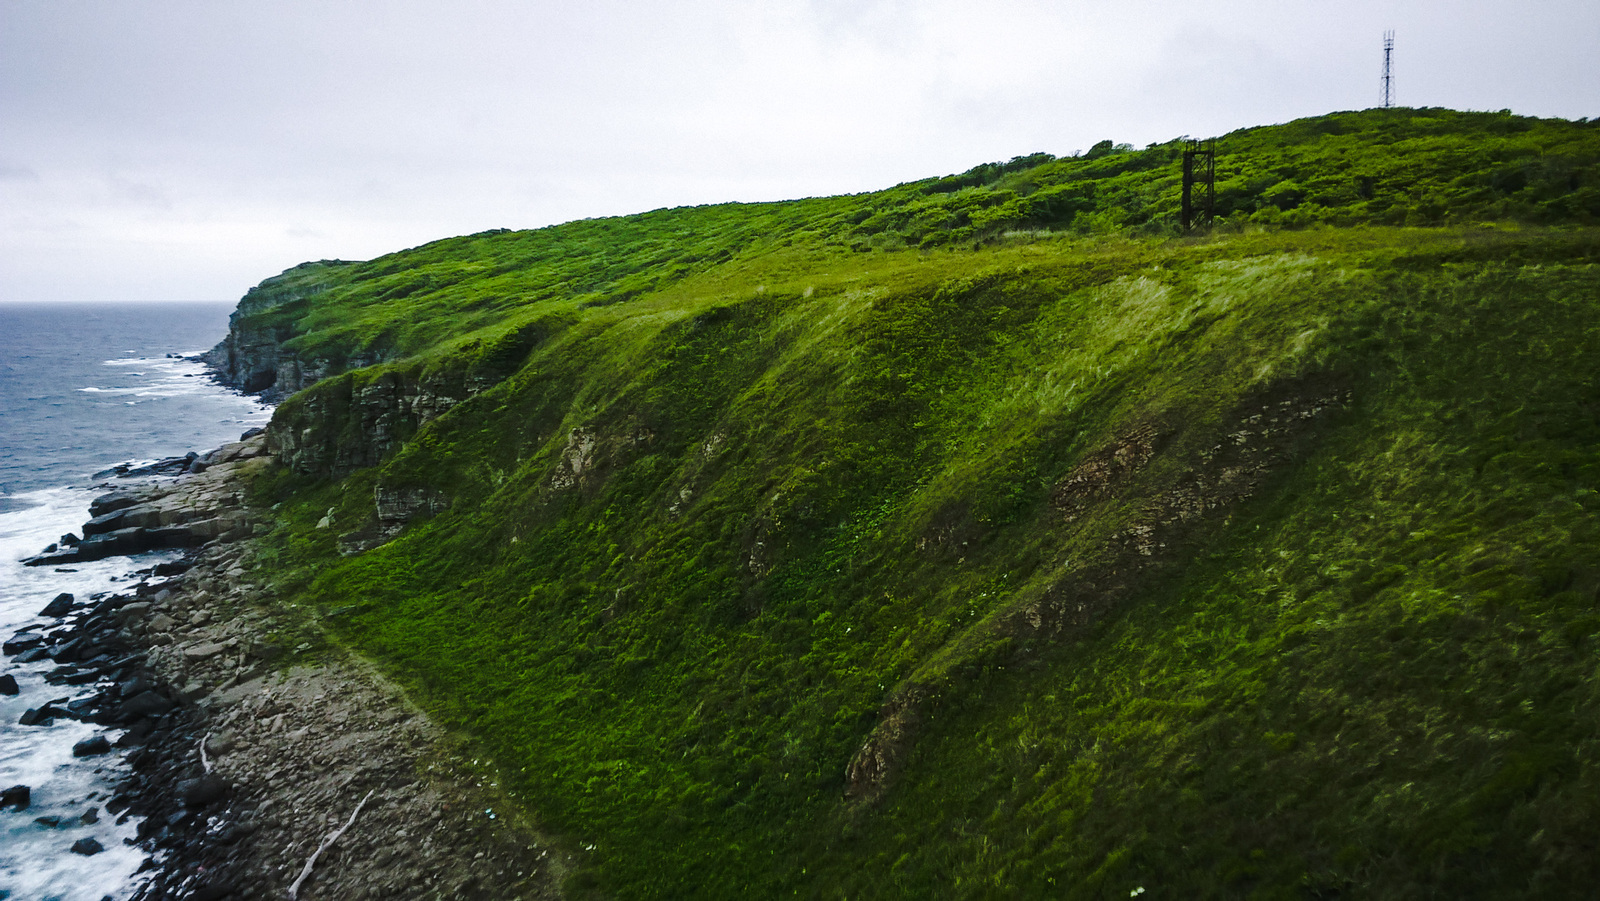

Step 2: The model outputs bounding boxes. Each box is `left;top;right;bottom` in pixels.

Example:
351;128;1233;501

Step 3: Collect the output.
0;302;270;901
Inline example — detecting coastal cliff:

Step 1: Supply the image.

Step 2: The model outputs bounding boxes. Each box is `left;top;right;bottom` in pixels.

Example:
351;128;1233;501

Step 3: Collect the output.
191;109;1600;897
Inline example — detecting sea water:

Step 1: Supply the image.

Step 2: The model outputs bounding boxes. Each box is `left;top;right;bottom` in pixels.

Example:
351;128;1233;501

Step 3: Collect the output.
0;302;270;901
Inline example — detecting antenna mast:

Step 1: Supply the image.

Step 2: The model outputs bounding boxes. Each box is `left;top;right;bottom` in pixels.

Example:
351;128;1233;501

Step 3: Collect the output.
1381;30;1395;108
1181;139;1214;232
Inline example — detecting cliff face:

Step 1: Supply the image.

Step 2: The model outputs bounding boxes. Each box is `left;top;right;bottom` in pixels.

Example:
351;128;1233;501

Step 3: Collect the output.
267;368;468;478
203;260;368;400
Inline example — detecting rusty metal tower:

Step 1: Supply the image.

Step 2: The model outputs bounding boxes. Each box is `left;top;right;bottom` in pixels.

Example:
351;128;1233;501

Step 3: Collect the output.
1381;30;1395;108
1181;139;1215;232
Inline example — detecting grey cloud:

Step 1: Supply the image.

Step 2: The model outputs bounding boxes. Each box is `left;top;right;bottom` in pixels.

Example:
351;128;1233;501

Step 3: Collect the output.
1;0;1596;304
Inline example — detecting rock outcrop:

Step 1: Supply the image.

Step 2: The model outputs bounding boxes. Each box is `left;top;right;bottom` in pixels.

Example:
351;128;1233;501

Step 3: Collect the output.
266;369;471;479
23;435;271;567
202;260;367;401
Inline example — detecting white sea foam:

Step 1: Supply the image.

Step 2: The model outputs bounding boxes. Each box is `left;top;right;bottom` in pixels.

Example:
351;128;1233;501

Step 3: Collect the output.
0;487;159;900
0;301;264;898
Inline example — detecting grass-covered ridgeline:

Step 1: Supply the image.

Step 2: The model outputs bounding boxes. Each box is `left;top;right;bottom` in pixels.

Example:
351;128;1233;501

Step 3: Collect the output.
238;108;1600;897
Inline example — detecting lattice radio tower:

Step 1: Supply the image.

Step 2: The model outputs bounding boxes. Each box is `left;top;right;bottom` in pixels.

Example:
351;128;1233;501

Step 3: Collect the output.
1181;139;1215;232
1381;30;1395;108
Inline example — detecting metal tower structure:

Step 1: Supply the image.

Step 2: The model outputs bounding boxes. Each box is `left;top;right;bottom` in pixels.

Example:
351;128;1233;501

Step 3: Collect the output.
1181;139;1215;232
1381;30;1395;108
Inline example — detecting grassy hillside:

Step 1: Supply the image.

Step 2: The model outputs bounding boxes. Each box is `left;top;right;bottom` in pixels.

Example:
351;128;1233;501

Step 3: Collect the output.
237;108;1600;897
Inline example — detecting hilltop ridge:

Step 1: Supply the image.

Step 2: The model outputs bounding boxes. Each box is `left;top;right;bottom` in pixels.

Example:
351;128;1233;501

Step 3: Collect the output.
214;108;1600;897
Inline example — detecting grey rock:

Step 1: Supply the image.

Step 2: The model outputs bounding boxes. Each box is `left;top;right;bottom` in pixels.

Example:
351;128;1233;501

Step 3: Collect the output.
204;730;237;756
88;490;145;518
183;641;228;659
70;837;104;856
178;774;228;808
2;632;42;654
74;528;150;561
116;690;173;721
113;602;153;621
73;736;112;757
21;547;82;567
80;511;127;536
0;784;28;810
0;675;16;696
40;593;75;618
18;708;54;727
47;637;84;662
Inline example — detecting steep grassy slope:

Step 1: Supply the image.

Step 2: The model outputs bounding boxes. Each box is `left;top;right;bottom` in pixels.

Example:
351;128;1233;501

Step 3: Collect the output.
233;109;1600;897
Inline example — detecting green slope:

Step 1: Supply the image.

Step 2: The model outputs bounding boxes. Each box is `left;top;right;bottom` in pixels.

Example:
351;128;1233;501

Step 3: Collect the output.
239;108;1600;897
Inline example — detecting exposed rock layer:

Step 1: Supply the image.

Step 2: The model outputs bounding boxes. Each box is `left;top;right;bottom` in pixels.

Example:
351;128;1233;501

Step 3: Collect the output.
26;438;267;567
201;261;363;401
267;370;471;478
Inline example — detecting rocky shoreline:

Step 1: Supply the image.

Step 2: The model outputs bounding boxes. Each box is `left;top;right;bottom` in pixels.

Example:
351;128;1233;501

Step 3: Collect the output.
6;435;566;900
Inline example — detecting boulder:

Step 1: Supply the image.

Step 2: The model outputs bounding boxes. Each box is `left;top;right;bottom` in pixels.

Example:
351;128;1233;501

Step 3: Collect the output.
3;632;43;654
178;774;228;808
60;669;100;687
74;527;152;561
204;730;237;757
40;593;75;618
152;559;194;577
89;490;145;518
21;547;81;567
121;455;193;477
183;641;229;660
70;837;104;856
59;532;80;547
44;664;78;683
18;708;54;727
73;736;112;757
113;602;153;621
0;674;17;695
47;636;84;660
118;674;157;697
0;785;28;811
116;690;173;722
80;510;126;536
66;698;98;716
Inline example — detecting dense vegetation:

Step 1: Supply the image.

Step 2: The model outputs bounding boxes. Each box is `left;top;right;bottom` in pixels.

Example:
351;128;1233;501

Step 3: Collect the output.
237;108;1600;897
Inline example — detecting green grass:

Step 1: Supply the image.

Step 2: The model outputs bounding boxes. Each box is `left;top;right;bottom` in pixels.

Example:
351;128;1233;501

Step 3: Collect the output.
237;108;1600;897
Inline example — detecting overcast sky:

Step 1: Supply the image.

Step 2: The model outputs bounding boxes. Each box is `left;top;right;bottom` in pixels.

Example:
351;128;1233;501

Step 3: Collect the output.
2;0;1596;304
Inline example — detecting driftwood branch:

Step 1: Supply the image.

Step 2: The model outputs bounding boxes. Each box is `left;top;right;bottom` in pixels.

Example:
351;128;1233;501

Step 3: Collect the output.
199;733;212;774
287;789;376;900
